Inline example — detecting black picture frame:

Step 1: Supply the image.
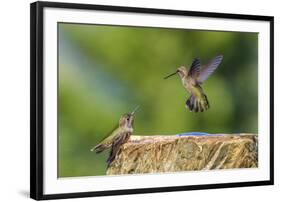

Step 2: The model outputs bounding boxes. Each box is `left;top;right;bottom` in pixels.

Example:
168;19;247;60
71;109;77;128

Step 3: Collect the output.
30;1;274;200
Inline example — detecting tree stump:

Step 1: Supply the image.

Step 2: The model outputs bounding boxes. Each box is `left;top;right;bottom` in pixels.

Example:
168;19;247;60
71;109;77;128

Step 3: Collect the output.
106;134;258;175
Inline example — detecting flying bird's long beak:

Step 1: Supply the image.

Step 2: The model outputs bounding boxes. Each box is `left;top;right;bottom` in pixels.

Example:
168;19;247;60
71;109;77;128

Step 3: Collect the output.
164;71;178;79
131;105;140;115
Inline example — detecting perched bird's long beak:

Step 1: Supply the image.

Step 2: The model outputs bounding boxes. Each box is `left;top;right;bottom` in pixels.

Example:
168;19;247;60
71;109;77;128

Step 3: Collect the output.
131;105;140;115
164;71;178;79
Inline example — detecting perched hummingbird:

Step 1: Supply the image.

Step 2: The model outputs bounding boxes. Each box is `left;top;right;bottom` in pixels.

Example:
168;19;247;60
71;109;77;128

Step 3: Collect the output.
91;106;139;166
164;55;223;112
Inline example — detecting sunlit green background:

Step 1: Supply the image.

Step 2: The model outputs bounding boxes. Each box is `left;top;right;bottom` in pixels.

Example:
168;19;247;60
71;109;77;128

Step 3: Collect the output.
58;23;258;177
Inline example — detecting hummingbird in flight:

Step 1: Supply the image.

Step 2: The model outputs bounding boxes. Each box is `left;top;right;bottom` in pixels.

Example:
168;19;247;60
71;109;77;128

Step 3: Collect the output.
164;55;223;112
91;106;140;166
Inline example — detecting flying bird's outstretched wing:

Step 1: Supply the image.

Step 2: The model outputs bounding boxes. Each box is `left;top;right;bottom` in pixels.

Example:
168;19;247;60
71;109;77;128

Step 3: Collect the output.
188;58;201;79
197;55;223;83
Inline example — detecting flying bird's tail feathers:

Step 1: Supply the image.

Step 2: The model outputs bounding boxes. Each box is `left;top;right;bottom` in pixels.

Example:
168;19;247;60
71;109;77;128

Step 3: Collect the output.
186;94;209;112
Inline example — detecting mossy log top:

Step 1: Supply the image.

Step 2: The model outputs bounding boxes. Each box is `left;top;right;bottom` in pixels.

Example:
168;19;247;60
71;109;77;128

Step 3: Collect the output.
106;134;258;175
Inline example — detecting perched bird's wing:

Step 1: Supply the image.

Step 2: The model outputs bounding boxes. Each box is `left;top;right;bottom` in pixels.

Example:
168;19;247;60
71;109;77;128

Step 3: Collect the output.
188;58;201;79
106;132;130;167
92;143;111;153
197;55;223;83
91;126;120;153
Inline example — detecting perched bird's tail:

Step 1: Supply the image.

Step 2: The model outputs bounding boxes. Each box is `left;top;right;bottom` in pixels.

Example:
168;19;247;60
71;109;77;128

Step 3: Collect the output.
186;94;209;112
90;144;108;153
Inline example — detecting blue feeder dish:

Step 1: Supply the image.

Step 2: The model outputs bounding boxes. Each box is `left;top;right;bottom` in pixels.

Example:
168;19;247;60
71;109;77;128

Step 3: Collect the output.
177;132;210;136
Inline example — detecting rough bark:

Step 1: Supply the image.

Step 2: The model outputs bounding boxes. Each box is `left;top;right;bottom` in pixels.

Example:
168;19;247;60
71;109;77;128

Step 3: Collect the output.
106;134;258;175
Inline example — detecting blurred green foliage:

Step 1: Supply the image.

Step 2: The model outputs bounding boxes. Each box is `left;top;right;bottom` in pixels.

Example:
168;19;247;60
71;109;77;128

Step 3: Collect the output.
58;23;258;177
